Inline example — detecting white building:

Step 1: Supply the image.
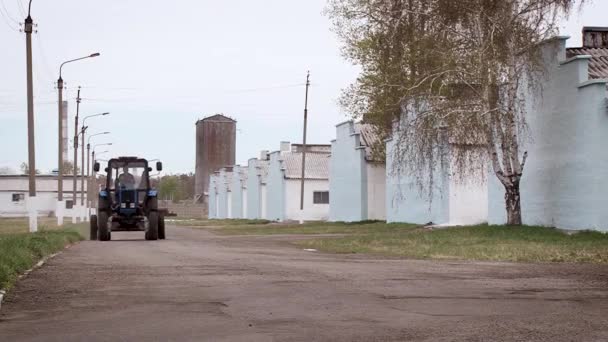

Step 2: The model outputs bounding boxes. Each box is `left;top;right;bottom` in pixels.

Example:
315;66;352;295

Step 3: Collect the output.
0;175;88;218
489;30;608;231
246;153;269;220
329;121;386;222
266;142;331;222
229;165;248;219
208;173;218;219
215;167;233;219
386;126;488;225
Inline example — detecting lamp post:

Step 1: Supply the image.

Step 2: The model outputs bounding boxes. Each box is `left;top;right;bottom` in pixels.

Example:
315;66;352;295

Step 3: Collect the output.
81;128;109;220
56;52;99;226
24;0;37;232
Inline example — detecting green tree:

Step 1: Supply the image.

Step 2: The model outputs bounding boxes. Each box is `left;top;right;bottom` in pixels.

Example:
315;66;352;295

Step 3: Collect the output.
327;0;585;224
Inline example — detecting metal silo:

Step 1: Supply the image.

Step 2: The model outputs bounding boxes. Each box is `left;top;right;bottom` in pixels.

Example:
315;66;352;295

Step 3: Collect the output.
195;114;236;207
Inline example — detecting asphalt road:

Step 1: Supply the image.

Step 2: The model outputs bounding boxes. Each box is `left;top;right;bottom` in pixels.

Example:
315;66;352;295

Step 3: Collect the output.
1;226;607;341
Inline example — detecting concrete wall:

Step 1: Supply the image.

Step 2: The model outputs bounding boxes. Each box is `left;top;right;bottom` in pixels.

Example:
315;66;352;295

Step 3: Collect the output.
329;122;367;222
230;166;246;219
208;175;217;219
246;159;268;220
386;136;487;225
488;37;608;231
366;163;386;220
285;179;330;221
386;141;450;224
266;151;286;221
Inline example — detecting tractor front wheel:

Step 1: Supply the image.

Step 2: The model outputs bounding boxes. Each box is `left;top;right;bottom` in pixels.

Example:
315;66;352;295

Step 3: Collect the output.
98;211;111;241
146;212;159;241
89;215;98;240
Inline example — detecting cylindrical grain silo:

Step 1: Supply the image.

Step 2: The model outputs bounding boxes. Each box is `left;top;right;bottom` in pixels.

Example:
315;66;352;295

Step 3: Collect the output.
195;114;236;207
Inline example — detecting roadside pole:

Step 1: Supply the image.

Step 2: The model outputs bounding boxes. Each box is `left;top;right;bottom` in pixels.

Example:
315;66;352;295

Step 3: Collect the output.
24;5;37;232
299;71;310;224
80;125;87;221
57;78;64;225
72;88;81;223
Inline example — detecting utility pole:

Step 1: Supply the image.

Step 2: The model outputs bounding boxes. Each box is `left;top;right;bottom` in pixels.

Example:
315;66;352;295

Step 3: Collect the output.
81;125;87;210
24;1;37;232
72;87;81;223
299;71;310;224
56;77;64;225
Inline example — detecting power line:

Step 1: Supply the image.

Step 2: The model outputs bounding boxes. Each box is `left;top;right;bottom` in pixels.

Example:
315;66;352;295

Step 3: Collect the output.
0;0;18;24
0;0;18;31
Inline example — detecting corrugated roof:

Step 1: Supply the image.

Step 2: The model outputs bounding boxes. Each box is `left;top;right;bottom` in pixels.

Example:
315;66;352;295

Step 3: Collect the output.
282;152;330;180
355;123;382;162
566;47;608;79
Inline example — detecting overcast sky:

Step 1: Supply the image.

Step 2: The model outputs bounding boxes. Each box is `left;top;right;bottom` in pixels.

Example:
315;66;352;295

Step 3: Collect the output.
0;0;606;174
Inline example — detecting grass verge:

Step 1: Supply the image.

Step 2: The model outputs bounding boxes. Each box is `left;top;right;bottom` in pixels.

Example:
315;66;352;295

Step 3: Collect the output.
0;229;83;289
0;218;87;290
189;220;417;235
295;224;608;263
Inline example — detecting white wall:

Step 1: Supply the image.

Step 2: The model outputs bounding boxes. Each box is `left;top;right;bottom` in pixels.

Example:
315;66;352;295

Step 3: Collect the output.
0;176;88;218
266;152;286;221
329;122;367;222
260;184;267;219
366;163;386;220
230;166;246;219
449;174;488;225
208;175;217;219
285;179;330;221
488;37;608;231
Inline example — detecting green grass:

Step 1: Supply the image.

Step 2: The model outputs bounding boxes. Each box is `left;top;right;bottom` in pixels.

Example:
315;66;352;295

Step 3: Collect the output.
189;219;418;235
0;218;87;290
171;218;272;227
193;219;608;263
296;224;608;263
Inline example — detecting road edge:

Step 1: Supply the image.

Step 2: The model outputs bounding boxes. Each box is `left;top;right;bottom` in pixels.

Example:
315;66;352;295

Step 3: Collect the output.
0;243;75;312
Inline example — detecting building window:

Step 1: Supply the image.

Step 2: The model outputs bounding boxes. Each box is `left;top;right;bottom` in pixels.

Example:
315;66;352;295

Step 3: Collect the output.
65;200;74;209
313;191;329;204
12;193;25;202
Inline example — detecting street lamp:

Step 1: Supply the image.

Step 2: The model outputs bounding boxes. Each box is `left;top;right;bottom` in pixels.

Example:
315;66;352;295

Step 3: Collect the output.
56;53;100;226
81;131;109;218
72;111;108;223
89;147;110;216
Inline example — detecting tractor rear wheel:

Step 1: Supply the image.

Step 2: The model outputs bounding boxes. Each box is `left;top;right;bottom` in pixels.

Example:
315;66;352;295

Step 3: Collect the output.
158;214;166;240
89;215;98;240
98;211;111;241
146;212;159;240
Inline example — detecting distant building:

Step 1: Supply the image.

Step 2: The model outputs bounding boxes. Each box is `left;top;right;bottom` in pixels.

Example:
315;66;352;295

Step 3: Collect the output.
0;175;87;218
489;29;608;231
329;121;386;222
195;114;236;209
266;142;331;222
246;152;269;220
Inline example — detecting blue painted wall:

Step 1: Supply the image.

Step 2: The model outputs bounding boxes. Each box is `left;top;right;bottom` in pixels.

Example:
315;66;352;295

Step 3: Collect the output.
246;159;262;219
488;37;608;231
329;121;368;222
385;136;449;224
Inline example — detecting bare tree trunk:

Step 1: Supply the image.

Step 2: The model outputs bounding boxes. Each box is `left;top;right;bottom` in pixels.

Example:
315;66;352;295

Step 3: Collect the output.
504;178;522;225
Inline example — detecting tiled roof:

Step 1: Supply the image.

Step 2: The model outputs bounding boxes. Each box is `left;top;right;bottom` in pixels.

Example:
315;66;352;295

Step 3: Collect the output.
566;48;608;79
282;152;330;180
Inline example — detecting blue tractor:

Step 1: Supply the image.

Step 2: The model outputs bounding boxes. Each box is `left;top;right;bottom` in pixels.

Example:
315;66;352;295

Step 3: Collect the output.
90;156;165;241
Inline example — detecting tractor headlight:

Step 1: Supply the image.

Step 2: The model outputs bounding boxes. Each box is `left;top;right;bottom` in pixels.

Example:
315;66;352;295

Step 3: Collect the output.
121;203;126;208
